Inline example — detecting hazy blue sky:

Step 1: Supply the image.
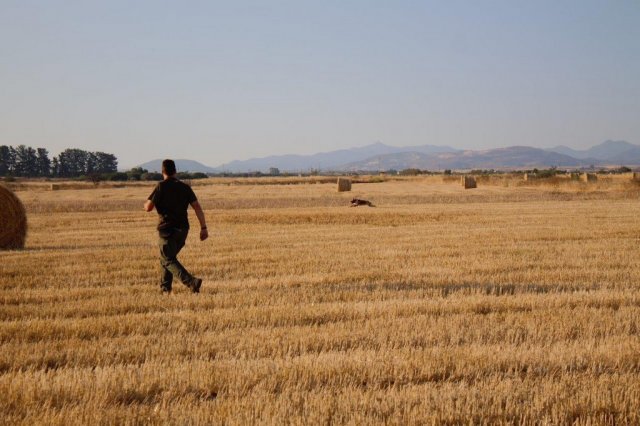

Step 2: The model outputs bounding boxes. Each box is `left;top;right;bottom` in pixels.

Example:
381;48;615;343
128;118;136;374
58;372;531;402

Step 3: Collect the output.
1;1;639;168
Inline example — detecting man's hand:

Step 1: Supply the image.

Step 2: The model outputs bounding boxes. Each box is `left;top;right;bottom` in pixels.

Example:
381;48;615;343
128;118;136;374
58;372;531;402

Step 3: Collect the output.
191;201;208;241
144;200;155;212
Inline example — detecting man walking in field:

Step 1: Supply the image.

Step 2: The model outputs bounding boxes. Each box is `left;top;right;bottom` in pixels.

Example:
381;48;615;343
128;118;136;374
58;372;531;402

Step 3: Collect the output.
144;159;208;293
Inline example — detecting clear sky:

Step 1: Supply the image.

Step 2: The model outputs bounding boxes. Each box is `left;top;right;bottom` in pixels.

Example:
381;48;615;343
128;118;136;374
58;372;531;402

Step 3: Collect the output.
1;1;639;168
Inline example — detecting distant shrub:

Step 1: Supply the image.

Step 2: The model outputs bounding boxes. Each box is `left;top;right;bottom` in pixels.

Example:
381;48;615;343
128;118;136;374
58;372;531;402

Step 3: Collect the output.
125;167;147;181
175;172;208;180
400;168;422;176
141;172;163;181
618;166;632;173
108;172;128;181
524;169;558;179
85;173;102;186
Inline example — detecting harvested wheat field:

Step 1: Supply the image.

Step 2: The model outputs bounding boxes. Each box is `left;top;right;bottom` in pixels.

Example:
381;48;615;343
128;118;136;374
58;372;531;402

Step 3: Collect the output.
1;175;640;424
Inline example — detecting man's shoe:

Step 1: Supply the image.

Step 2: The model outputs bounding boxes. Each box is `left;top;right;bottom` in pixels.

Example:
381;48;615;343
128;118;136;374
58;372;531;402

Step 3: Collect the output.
160;287;171;295
189;278;202;293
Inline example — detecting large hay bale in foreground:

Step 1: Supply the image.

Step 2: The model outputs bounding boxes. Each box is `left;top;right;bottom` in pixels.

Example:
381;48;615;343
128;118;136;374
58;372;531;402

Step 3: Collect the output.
581;173;597;183
0;184;27;249
337;178;352;192
461;175;477;189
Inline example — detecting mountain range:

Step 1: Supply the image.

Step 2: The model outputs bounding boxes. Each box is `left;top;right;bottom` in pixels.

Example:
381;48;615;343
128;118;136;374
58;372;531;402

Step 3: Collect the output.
138;140;640;173
546;140;640;163
212;142;459;172
340;146;586;171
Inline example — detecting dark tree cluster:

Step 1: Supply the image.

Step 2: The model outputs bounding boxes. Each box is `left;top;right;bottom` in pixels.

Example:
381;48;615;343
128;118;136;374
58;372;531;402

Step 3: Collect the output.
107;168;208;182
0;145;117;178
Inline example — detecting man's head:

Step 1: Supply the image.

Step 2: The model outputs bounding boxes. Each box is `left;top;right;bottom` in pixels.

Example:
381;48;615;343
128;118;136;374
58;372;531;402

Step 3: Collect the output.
162;159;177;177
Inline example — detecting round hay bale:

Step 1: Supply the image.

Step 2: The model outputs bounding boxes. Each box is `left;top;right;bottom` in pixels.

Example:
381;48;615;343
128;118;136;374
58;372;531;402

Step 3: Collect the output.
337;178;352;192
0;184;27;249
461;175;477;189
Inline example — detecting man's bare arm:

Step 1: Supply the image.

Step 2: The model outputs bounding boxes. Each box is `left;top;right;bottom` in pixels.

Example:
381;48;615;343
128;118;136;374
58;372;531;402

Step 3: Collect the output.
144;200;154;212
191;201;208;241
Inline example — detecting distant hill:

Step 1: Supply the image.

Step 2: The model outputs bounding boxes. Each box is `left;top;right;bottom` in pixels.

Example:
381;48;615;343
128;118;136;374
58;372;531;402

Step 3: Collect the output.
339;146;586;171
137;140;638;173
547;140;640;164
138;159;216;173
211;142;459;173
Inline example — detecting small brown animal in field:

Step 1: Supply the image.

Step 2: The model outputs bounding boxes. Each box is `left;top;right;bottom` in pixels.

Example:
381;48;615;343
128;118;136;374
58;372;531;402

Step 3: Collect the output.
350;198;375;207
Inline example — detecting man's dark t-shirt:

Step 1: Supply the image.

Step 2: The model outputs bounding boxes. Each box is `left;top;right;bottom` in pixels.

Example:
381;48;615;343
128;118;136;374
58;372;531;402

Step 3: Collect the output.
148;178;197;231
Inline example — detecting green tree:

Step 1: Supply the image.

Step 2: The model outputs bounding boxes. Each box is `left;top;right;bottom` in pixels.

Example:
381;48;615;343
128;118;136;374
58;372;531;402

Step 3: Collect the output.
85;152;98;174
94;152;118;173
108;172;128;181
126;167;147;181
141;172;163;181
50;157;60;177
0;145;11;176
56;149;89;177
13;145;38;177
400;168;422;176
36;148;51;177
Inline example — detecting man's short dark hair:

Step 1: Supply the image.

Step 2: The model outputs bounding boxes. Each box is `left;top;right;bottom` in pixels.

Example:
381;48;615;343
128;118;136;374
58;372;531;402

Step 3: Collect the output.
162;159;177;176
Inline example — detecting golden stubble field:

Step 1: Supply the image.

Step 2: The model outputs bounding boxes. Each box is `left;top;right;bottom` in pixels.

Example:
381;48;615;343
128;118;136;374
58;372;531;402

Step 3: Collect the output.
1;175;640;424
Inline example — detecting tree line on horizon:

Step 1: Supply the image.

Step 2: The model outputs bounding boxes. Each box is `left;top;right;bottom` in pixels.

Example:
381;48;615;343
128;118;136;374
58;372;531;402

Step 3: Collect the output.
0;145;118;178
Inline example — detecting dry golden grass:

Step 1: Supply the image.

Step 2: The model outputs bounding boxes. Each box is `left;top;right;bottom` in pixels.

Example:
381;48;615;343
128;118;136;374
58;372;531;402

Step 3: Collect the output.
1;175;639;424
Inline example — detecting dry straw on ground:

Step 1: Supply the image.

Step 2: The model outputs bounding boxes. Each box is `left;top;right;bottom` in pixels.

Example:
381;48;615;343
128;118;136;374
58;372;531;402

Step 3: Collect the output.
0;184;27;249
2;176;640;424
337;177;352;192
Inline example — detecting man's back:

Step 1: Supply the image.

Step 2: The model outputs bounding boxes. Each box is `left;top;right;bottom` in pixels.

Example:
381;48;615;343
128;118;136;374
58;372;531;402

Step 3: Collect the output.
148;177;197;230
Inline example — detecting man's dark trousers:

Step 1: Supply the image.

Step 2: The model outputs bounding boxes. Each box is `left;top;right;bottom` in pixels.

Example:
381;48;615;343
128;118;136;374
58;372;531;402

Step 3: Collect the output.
159;228;195;291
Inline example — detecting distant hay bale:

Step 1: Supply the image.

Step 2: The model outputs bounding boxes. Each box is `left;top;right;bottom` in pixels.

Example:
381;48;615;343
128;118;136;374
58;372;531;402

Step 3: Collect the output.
581;173;597;183
569;173;581;181
633;172;640;181
337;178;352;192
523;173;532;181
461;175;477;189
50;183;60;191
0;184;27;250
